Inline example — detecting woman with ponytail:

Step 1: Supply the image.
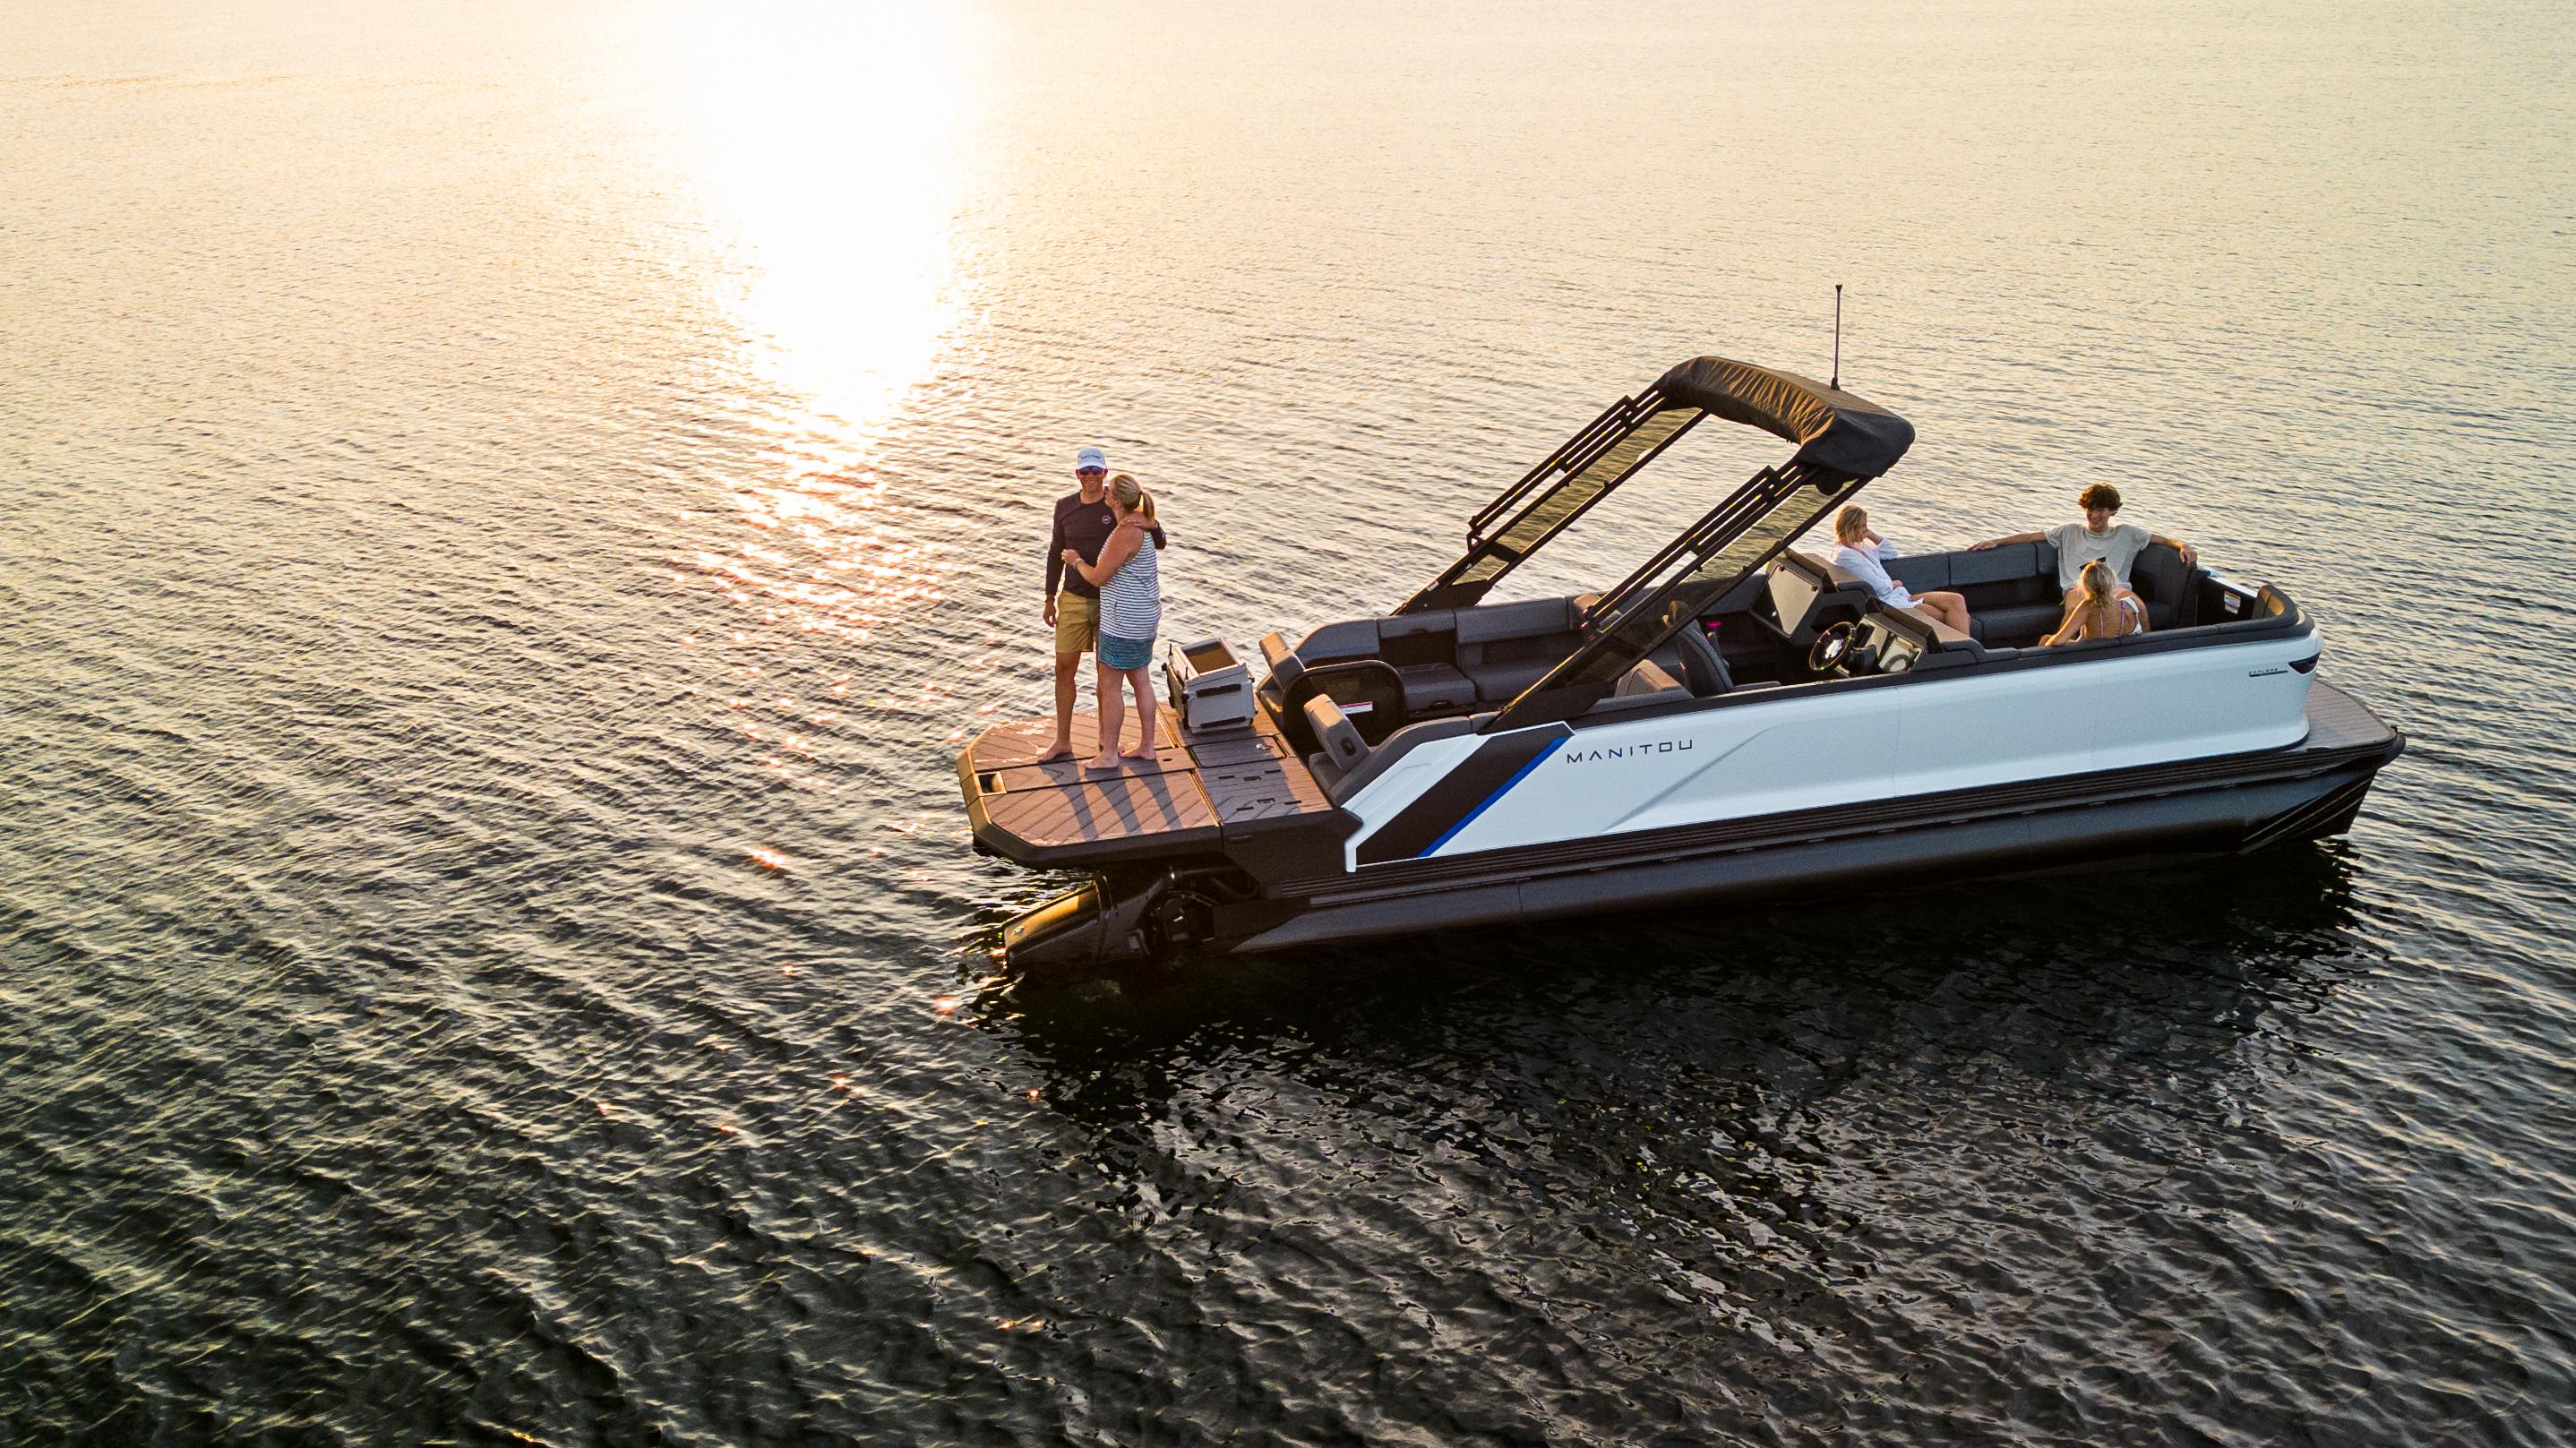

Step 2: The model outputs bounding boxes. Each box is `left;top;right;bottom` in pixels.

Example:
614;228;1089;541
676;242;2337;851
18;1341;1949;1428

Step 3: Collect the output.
2043;558;2147;646
1060;473;1164;771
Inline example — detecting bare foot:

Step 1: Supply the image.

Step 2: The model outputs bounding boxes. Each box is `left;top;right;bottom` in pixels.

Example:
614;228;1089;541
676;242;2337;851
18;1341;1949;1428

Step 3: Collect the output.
1084;753;1121;773
1121;744;1155;760
1032;741;1073;764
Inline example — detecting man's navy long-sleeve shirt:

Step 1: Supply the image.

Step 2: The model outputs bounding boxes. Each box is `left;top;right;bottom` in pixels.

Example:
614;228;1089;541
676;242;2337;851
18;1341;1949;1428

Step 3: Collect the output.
1046;491;1167;601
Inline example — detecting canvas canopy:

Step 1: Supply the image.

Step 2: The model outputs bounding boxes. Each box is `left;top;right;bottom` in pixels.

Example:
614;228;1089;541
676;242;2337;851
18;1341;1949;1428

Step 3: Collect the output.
1652;356;1915;480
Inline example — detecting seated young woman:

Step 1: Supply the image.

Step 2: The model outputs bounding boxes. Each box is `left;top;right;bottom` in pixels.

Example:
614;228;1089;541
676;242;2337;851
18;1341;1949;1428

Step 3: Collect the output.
2044;559;2149;646
1828;507;1972;635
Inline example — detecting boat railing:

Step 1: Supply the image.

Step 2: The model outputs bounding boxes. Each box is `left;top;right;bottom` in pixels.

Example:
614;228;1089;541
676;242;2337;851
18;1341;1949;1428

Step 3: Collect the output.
1402;390;1702;614
1465;391;1648;541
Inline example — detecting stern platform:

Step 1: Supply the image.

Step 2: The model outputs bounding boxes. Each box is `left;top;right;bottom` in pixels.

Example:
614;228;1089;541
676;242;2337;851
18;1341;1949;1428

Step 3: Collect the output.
959;706;1342;869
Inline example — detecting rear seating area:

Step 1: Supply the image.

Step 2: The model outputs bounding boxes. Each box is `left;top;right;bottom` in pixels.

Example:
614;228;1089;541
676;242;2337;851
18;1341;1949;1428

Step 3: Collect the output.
1868;539;2203;646
1267;570;1780;723
1258;539;2255;800
1277;596;1585;715
1259;539;2220;758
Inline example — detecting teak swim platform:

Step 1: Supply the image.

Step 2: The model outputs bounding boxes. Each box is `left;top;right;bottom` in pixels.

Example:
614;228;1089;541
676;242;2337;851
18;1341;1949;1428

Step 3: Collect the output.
958;355;2404;972
961;705;1335;861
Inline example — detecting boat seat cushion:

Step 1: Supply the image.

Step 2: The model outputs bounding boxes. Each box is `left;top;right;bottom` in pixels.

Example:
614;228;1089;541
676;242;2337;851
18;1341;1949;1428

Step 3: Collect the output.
2130;543;2192;630
1299;618;1381;662
1708;572;1769;613
1303;695;1370;772
1469;656;1559;703
1881;603;1975;649
1675;624;1733;697
1949;542;2046;591
1970;601;2065;645
1379;610;1455;638
1615;658;1683;698
1455;597;1580;645
1885;554;1950;592
1395;663;1474;714
1258;632;1306;691
1798;539;2197;640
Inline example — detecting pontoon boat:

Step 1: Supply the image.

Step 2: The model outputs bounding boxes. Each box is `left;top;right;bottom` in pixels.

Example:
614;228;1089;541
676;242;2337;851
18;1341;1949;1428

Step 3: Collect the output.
957;356;2404;972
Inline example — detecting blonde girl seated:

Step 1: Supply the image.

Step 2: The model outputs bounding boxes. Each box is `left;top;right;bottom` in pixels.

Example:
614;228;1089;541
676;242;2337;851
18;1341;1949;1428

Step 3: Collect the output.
1828;506;1972;635
2044;559;2149;646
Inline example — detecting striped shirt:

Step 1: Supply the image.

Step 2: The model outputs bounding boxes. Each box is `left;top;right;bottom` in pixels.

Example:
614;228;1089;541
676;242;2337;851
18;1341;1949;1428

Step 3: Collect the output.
1046;492;1166;600
1100;528;1161;639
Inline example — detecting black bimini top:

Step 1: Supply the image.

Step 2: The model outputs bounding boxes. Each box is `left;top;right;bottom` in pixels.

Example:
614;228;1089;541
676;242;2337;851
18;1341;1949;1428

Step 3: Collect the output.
1653;356;1915;480
1400;356;1914;616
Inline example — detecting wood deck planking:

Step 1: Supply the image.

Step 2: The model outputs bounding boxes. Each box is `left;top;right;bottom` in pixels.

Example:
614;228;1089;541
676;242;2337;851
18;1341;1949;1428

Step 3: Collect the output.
983;767;1220;848
989;744;1197;794
2304;680;2396;753
966;703;1335;851
967;708;1191;774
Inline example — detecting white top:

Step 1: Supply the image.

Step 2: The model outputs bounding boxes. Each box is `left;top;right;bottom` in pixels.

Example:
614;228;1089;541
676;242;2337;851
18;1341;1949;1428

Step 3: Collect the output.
2047;521;2151;593
1831;538;1916;608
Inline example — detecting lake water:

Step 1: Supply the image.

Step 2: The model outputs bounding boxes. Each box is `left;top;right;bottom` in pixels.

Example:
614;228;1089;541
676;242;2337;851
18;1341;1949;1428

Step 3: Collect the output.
4;0;2572;1442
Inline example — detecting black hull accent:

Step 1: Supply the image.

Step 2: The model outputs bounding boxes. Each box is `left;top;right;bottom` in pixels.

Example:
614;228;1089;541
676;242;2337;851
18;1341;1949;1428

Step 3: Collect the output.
1237;762;2387;953
1353;723;1570;864
1232;683;2401;955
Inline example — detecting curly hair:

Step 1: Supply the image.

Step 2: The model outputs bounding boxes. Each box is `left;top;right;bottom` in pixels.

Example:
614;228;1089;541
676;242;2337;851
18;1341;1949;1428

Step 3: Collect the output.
2078;483;2123;513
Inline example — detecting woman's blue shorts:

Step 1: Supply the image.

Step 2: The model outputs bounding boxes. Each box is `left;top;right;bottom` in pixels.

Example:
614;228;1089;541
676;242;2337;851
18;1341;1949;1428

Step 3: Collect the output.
1097;632;1155;672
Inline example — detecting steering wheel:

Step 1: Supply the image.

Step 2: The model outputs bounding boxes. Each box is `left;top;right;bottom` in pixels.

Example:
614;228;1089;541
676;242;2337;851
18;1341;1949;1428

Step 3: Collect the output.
1808;621;1881;678
1807;621;1856;674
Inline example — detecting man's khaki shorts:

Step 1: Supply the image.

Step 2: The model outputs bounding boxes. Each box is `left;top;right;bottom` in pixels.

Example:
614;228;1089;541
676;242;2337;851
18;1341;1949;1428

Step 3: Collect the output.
1053;591;1098;655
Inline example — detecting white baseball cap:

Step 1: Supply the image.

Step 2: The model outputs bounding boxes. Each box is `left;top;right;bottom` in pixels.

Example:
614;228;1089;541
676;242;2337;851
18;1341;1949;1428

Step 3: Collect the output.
1076;446;1107;472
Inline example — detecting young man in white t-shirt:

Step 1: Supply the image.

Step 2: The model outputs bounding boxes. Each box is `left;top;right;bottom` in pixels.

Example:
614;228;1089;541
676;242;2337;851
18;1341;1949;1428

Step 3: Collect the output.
1970;483;2196;609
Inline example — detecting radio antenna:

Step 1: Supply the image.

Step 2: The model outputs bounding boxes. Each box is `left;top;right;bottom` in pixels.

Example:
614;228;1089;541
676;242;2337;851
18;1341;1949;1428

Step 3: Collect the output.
1831;283;1843;389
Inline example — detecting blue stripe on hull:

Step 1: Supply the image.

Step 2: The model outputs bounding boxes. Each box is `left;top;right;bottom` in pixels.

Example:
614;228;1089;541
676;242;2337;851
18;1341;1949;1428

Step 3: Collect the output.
1419;747;1553;858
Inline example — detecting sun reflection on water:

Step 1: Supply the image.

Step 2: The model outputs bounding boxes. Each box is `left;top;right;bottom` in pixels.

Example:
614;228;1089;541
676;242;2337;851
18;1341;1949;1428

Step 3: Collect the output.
663;0;977;439
657;3;979;682
640;4;999;828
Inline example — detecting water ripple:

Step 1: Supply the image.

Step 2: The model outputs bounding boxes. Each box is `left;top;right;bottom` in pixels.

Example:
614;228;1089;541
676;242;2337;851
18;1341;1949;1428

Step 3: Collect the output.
6;0;2575;1442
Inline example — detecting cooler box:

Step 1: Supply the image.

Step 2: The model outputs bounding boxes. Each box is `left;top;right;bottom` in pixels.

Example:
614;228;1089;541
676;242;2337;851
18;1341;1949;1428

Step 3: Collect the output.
1165;637;1254;732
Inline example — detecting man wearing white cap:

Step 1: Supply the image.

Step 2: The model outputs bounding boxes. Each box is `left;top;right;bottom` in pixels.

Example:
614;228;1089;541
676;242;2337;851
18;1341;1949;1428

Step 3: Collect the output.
1037;445;1165;762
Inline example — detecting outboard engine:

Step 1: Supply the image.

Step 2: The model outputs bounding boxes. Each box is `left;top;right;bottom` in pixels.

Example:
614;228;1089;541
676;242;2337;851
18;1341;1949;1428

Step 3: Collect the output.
1002;878;1159;974
1000;871;1191;975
